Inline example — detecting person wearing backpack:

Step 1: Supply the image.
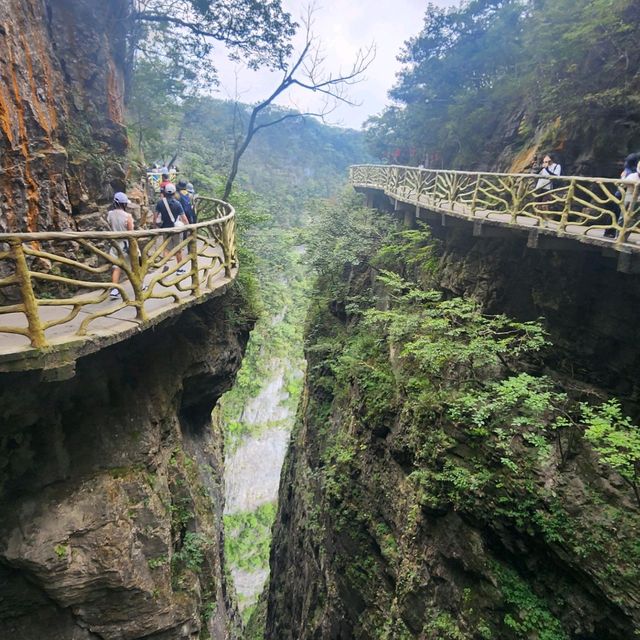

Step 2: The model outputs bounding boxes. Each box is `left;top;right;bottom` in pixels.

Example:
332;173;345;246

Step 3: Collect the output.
177;180;196;224
154;183;189;274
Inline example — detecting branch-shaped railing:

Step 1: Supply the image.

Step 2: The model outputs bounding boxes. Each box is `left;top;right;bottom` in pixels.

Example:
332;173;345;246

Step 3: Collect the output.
0;196;237;350
350;165;640;250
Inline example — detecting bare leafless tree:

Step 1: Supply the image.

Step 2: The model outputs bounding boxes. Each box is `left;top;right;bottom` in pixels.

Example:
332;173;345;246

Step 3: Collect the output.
222;8;375;200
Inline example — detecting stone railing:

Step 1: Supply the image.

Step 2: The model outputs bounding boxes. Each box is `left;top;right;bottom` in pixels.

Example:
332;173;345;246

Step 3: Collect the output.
350;164;640;250
0;195;236;357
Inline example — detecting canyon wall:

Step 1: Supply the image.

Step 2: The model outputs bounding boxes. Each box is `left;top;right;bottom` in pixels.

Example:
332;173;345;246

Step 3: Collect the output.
265;209;640;639
0;0;129;233
0;291;253;639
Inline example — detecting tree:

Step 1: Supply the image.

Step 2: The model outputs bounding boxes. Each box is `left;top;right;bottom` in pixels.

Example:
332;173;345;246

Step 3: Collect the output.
365;0;640;174
582;399;640;507
221;9;375;200
124;0;297;93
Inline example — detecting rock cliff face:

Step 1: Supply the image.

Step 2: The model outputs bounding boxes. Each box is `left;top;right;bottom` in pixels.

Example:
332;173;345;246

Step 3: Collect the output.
0;292;252;639
0;0;129;233
265;215;640;639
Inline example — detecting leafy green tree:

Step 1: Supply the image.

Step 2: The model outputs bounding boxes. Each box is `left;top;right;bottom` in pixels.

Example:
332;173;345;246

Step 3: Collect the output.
582;399;640;506
366;0;640;174
125;0;297;88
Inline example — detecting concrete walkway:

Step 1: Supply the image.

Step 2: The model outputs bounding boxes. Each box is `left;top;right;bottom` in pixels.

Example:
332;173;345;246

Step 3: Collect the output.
0;251;236;372
381;186;640;252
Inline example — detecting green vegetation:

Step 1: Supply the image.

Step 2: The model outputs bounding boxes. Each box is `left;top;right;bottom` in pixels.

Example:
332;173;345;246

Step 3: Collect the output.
224;503;277;573
128;1;296;92
172;532;210;573
290;193;640;637
148;555;168;570
493;563;568;640
366;0;640;172
583;399;640;506
53;544;68;559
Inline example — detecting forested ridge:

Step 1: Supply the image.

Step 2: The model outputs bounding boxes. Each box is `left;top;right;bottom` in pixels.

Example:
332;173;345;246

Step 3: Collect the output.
366;0;640;175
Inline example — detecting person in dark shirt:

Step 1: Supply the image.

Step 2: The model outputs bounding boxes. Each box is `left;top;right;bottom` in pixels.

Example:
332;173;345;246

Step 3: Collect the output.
177;180;196;223
155;183;189;273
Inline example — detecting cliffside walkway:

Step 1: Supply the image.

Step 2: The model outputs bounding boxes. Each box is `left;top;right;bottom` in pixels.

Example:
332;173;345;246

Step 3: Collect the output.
350;165;640;257
0;196;237;373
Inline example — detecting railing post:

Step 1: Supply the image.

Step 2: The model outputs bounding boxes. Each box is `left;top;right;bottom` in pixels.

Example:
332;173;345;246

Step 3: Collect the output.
431;172;440;205
470;174;480;218
558;178;575;233
506;177;521;223
128;237;147;321
189;227;201;296
11;239;46;348
222;219;233;278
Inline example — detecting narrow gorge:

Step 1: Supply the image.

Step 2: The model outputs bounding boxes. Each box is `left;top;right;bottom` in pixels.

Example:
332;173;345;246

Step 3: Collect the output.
264;197;640;639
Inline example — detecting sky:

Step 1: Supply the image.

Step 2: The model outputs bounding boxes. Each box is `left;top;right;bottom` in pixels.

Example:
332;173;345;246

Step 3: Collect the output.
213;0;455;130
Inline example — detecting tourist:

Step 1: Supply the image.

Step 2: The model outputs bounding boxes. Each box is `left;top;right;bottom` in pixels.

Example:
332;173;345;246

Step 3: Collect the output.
177;180;196;224
186;183;197;221
155;183;189;273
604;152;640;237
107;192;134;299
534;152;562;217
620;158;640;223
159;167;171;194
535;152;562;193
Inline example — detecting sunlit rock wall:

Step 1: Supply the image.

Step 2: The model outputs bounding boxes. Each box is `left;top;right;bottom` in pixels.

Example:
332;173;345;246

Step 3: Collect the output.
0;0;129;233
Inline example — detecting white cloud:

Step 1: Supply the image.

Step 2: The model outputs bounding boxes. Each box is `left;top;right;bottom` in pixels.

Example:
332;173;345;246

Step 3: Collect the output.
212;0;456;129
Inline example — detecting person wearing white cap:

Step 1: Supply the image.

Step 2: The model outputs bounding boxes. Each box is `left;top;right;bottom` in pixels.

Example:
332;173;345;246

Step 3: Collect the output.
107;192;134;299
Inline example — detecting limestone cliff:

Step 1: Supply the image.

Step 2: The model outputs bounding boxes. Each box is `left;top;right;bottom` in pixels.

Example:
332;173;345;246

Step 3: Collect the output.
265;210;640;639
0;291;252;639
0;0;129;233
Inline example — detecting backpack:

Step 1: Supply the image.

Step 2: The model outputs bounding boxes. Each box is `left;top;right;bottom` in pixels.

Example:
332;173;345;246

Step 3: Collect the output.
178;192;195;223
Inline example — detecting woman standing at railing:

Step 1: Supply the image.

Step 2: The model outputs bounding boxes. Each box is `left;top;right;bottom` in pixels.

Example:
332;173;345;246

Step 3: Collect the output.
107;192;134;299
535;153;562;193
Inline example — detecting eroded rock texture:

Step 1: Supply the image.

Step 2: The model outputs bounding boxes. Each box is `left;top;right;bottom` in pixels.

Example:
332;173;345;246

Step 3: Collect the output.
0;0;129;233
266;224;640;639
0;293;251;639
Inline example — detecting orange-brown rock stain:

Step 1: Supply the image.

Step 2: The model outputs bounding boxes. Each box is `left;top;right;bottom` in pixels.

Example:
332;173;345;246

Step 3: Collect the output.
107;57;124;125
34;37;59;132
0;83;16;148
509;146;537;173
7;37;41;232
22;34;54;141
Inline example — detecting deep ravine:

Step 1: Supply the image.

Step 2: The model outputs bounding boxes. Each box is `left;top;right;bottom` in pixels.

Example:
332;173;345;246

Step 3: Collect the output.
264;198;640;640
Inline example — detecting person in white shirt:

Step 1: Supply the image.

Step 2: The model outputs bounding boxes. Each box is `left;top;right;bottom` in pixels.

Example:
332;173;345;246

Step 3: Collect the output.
535;153;562;192
107;192;134;299
621;160;640;210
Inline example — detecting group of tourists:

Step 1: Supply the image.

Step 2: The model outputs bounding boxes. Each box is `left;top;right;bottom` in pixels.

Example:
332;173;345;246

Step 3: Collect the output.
106;168;199;299
532;152;640;229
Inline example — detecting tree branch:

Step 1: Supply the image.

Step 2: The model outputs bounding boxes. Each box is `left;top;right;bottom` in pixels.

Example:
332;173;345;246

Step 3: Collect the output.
221;4;375;200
